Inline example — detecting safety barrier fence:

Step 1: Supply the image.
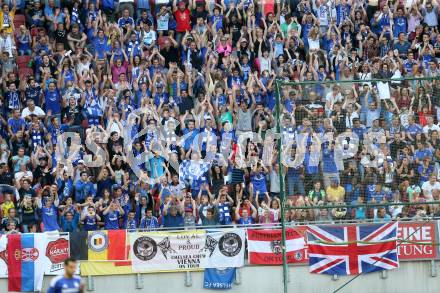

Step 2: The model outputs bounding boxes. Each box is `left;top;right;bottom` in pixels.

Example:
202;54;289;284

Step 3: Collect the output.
273;76;440;293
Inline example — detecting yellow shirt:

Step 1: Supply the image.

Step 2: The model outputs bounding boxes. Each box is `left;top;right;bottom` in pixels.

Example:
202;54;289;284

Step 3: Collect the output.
326;186;346;202
1;201;15;217
0;10;14;34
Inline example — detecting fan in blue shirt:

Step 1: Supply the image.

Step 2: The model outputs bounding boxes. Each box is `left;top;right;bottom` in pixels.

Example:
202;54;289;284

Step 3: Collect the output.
103;201;125;230
140;209;160;230
163;202;184;228
118;10;135;29
393;9;407;37
44;81;62;115
8;109;25;134
405;118;422;140
81;206;101;231
75;172;96;203
322;143;338;173
93;32;111;59
38;194;60;232
414;142;433;162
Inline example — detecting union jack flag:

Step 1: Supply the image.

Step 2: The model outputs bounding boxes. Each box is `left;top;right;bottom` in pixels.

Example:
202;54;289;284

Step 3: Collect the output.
307;222;399;275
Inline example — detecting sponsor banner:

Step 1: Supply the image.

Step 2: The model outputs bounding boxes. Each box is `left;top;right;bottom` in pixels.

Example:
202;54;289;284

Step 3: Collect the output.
247;228;305;265
397;221;437;260
44;232;70;275
130;229;245;272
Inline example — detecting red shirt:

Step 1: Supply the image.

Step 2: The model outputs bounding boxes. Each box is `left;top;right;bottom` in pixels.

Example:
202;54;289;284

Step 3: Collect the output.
418;111;430;126
174;9;191;32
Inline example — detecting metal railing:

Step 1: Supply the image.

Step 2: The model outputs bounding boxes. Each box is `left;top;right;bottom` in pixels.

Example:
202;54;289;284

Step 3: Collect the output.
274;75;440;293
284;201;440;210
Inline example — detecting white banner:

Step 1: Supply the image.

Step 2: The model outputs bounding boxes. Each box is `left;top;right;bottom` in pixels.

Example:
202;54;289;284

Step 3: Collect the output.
130;229;245;272
0;232;70;278
43;232;70;275
0;235;7;278
204;229;245;268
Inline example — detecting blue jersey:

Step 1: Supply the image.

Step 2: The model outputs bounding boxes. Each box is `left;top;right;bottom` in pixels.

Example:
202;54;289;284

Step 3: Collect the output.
322;147;338;173
25;84;42;105
378;13;391;30
8;117;25;134
218;203;232;225
210;15;223;31
125;219;137;230
104;210;120;230
403;59;417;74
44;89;61;114
153;92;169;107
415;148;433;161
406;123;422;138
352;126;366;141
336;4;351;26
47;275;82;293
102;0;115;9
182;128;200;151
304;152;319;175
83;215;98;231
393;17;407;36
251;172;267;195
42;204;60;231
6;90;20;110
93;36;111;59
163;214;184;228
118;16;134;28
238;217;254;225
140;216;159;230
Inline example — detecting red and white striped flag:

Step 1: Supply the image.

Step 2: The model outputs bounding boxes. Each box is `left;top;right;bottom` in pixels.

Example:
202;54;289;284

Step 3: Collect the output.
247;229;305;265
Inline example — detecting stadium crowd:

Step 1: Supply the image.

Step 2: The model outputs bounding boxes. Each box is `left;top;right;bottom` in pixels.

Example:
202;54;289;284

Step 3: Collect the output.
0;0;439;234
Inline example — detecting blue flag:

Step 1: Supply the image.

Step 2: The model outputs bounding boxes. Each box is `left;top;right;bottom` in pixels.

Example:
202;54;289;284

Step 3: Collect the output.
179;160;210;182
203;268;236;290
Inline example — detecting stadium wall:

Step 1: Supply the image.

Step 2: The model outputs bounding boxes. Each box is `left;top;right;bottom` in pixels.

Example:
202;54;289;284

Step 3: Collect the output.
1;261;439;293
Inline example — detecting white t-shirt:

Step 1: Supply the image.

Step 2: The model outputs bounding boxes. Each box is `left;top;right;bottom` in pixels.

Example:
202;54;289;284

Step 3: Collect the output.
21;106;46;118
423;124;440;134
259;57;271;73
107;121;121;135
142;30;157;46
15;171;33;182
346;112;359;128
157;13;170;31
422;181;440;200
308;38;320;50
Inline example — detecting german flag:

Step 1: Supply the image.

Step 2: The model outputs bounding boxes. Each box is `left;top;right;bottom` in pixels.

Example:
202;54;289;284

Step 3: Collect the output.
69;230;127;261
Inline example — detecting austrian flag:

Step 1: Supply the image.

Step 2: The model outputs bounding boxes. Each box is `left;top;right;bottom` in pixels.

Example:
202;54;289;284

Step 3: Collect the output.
307;222;399;275
247;229;305;265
